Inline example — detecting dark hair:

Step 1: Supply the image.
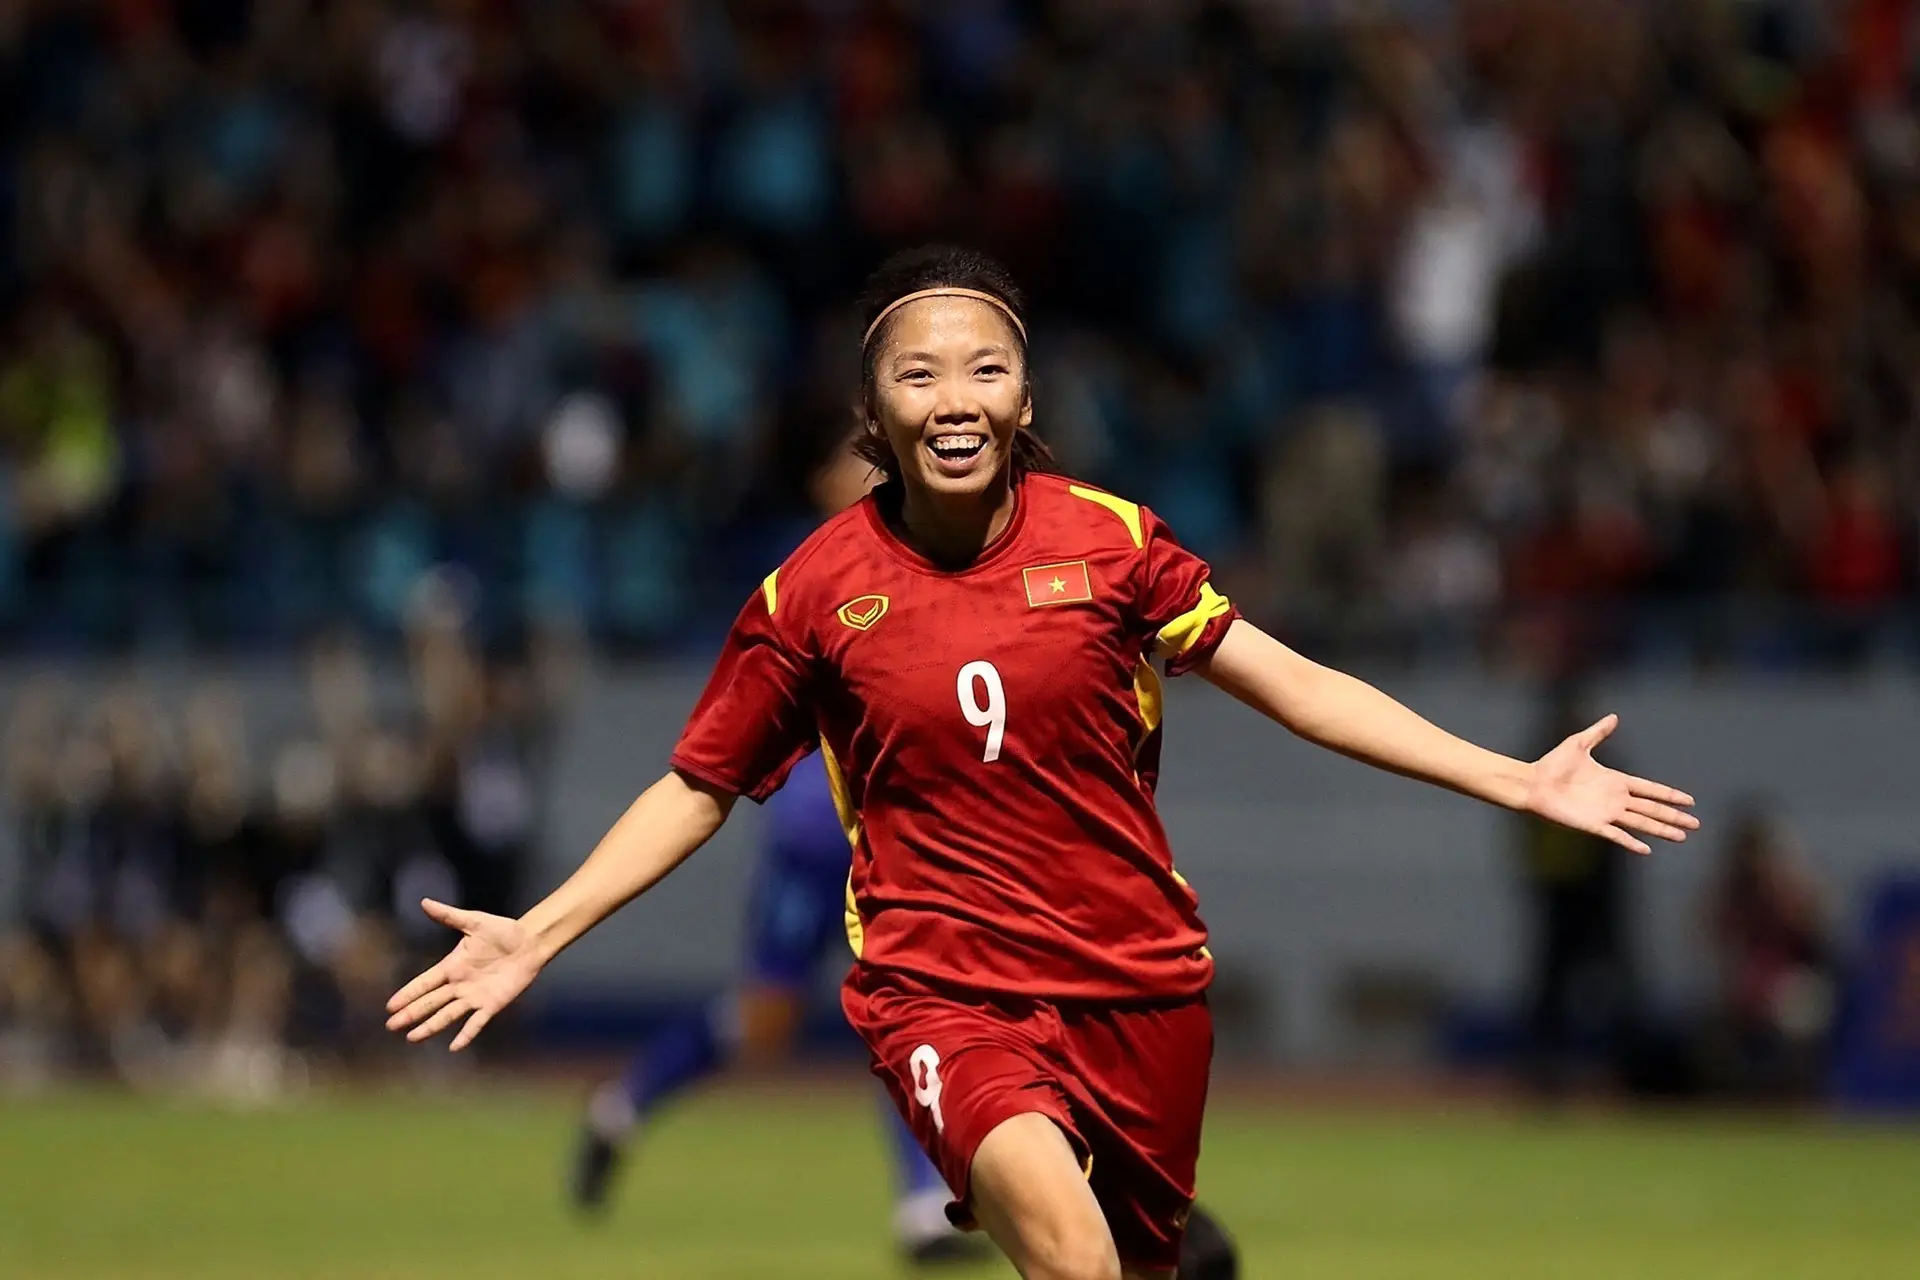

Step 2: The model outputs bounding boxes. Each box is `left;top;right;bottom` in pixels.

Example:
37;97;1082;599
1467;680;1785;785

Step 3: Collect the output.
853;244;1058;479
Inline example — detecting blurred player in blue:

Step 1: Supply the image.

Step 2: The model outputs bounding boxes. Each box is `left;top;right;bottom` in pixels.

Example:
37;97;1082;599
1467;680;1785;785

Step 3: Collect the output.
569;435;1241;1277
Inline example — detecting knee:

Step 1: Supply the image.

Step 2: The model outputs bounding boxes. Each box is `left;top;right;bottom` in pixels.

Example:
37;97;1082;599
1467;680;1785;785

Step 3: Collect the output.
1024;1228;1121;1280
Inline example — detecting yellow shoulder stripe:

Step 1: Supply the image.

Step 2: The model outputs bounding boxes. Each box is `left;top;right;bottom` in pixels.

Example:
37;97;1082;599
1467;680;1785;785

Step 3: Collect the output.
761;570;779;616
1067;485;1144;549
1155;582;1232;658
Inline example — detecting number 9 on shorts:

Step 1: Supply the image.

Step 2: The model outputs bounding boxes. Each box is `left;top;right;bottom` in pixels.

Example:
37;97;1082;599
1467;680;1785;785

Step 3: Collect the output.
909;1044;946;1133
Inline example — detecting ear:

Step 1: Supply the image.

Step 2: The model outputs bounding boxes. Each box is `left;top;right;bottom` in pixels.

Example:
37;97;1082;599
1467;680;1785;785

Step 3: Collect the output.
1018;390;1034;430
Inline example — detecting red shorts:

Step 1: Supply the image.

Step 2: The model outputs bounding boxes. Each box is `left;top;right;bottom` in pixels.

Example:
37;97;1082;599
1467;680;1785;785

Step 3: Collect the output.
843;967;1213;1271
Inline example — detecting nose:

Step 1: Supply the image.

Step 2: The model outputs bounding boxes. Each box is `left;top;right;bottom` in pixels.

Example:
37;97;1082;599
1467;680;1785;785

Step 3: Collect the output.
930;387;983;426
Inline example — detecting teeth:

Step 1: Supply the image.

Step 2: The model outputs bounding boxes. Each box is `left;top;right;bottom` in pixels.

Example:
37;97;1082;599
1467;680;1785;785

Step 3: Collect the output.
930;435;984;456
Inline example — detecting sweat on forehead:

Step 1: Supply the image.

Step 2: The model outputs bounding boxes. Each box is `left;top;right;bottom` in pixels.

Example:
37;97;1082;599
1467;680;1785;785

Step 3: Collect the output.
862;287;1028;351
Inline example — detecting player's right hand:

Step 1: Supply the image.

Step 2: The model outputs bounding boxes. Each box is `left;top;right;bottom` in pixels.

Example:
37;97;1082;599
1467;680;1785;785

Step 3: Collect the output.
385;899;543;1052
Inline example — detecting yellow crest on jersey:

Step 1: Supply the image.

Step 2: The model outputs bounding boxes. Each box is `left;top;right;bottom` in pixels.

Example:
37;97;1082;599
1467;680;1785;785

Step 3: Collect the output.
837;594;890;632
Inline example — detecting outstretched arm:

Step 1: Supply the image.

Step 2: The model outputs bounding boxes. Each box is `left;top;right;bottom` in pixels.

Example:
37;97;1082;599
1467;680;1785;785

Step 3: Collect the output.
521;769;735;960
1195;620;1697;854
385;769;735;1049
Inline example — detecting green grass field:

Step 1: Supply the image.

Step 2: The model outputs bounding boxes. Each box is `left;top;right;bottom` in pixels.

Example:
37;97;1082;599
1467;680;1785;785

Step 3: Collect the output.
3;1083;1917;1279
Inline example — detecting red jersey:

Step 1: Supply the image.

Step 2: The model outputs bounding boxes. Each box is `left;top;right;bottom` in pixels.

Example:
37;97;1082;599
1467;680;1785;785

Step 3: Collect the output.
671;472;1238;1001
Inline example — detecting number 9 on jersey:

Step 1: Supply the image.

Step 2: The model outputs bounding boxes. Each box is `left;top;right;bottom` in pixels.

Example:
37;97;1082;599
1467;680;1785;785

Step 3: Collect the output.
956;661;1006;763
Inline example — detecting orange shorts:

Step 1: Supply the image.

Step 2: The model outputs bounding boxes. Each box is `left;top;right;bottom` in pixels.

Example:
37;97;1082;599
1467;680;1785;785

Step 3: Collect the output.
843;967;1213;1270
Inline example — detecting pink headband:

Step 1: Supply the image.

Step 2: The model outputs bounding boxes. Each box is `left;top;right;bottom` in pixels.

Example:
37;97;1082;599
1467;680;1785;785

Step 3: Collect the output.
861;287;1028;349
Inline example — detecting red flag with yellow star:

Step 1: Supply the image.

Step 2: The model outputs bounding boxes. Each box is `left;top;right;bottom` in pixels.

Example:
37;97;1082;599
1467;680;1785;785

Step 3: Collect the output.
1023;560;1093;608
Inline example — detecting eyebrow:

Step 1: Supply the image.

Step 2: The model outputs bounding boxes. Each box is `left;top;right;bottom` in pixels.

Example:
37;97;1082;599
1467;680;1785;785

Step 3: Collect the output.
888;344;1012;368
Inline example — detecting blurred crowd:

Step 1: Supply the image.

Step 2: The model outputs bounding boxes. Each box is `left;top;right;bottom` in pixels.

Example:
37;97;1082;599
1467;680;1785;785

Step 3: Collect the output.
0;586;561;1095
2;0;1918;669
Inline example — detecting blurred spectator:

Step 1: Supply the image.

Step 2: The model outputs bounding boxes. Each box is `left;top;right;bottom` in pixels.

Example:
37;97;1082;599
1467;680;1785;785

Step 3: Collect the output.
0;685;75;1084
174;684;293;1099
1512;680;1640;1099
1698;804;1836;1100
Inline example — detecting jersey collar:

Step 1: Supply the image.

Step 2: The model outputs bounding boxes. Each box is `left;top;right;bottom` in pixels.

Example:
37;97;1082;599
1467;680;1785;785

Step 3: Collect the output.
863;473;1032;578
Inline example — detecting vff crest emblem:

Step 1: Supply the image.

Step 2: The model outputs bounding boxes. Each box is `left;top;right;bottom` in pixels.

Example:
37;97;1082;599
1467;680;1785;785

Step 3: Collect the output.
837;594;890;632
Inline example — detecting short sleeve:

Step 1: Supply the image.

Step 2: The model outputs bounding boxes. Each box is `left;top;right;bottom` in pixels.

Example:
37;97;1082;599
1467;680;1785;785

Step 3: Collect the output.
1136;508;1239;677
670;580;817;802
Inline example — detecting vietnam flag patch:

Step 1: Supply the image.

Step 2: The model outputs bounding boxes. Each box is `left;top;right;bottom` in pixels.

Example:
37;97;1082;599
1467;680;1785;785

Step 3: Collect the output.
1023;560;1093;608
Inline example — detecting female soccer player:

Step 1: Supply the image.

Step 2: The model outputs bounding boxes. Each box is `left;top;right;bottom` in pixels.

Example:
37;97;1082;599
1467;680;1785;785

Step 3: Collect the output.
387;246;1697;1280
566;438;1238;1275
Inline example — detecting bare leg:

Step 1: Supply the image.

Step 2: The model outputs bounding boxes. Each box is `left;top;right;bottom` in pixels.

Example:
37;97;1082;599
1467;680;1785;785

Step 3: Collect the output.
0;931;69;1028
74;931;142;1038
205;923;295;1101
148;921;209;1035
968;1111;1119;1280
226;923;293;1044
0;931;71;1084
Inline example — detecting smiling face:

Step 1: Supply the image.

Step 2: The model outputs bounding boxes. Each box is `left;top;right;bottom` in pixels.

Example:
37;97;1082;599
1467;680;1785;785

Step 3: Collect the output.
865;294;1033;502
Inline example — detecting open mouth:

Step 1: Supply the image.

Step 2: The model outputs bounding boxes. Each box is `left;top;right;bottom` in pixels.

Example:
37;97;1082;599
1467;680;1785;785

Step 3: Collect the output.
927;433;987;467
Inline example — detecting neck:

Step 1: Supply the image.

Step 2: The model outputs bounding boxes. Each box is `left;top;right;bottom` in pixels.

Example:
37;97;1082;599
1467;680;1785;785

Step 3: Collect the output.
897;469;1018;567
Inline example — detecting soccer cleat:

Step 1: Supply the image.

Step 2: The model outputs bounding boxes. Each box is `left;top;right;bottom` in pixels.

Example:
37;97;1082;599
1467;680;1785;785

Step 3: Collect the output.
895;1187;995;1267
904;1230;996;1267
571;1081;642;1216
1177;1203;1240;1280
569;1125;622;1216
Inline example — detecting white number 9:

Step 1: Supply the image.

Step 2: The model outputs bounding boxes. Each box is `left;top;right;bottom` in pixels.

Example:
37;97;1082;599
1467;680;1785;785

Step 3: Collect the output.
909;1044;946;1133
956;661;1006;763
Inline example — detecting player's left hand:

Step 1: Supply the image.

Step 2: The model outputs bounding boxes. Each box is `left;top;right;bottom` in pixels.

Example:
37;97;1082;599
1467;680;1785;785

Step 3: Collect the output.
1523;714;1698;856
384;899;543;1051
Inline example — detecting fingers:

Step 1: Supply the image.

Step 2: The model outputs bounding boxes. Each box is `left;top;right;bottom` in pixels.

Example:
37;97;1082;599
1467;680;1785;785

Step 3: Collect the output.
1627;796;1699;833
1628;776;1696;809
1600;824;1653;857
386;984;458;1033
1618;810;1691;844
449;1007;495;1053
387;962;447;1014
421;898;481;933
1577;713;1620;750
408;995;474;1043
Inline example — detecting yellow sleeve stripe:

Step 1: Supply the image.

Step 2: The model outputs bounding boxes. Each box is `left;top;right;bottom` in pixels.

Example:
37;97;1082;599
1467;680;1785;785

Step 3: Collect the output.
1067;485;1144;549
1155;582;1232;659
761;570;779;616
